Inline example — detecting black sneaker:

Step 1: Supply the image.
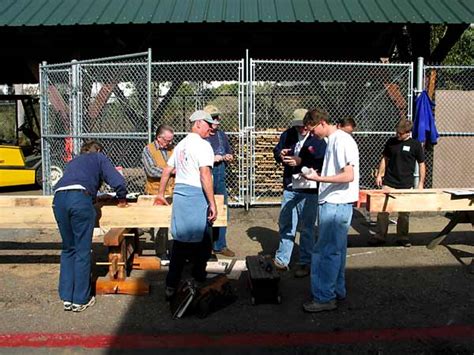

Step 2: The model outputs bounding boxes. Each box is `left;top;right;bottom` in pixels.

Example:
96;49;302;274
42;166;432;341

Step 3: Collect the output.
160;253;170;266
396;239;412;247
367;237;386;246
294;264;310;278
303;299;337;313
165;286;176;301
273;259;289;271
72;296;96;313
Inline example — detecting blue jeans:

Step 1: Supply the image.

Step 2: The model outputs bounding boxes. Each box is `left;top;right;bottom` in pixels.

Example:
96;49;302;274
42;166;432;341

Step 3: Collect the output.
212;162;229;251
311;202;353;303
275;189;318;267
53;190;96;305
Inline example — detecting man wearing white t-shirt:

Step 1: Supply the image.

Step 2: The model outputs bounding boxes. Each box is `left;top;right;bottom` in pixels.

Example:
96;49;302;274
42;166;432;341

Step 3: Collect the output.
301;108;359;313
154;110;218;300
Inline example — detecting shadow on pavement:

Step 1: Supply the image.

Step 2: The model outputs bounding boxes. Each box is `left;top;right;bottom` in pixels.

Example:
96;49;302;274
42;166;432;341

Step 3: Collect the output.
246;226;280;256
100;236;474;354
103;262;474;353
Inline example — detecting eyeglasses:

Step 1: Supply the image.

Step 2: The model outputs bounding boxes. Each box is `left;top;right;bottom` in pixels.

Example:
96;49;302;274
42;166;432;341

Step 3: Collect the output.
158;136;173;143
307;122;322;130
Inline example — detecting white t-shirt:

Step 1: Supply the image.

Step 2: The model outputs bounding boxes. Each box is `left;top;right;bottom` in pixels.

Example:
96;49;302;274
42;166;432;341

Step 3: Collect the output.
293;132;308;157
167;133;214;188
319;129;359;204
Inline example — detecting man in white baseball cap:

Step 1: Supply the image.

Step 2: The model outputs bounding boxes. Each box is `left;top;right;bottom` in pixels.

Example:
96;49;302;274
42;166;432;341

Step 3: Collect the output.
154;109;219;300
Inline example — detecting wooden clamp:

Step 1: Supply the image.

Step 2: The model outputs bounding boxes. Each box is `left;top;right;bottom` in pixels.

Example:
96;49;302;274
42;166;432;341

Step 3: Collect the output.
96;228;160;295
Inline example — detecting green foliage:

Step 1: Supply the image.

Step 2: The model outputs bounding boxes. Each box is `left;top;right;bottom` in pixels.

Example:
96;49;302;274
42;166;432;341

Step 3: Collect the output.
431;26;474;65
0;103;17;143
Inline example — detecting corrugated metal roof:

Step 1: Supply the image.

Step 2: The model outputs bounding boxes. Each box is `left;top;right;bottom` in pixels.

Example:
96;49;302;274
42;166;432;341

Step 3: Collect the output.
0;0;472;26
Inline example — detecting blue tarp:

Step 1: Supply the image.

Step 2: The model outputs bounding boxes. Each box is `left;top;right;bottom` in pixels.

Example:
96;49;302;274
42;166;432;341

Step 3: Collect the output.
413;90;439;145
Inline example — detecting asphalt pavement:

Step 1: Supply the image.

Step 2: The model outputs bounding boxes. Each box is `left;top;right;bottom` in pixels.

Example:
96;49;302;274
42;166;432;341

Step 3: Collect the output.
0;186;473;353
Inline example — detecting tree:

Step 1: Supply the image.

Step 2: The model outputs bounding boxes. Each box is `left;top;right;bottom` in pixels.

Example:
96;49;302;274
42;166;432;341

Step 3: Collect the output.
431;26;474;65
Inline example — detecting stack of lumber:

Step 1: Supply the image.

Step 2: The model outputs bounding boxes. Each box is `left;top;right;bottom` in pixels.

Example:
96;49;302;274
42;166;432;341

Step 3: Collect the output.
226;134;241;202
253;129;285;197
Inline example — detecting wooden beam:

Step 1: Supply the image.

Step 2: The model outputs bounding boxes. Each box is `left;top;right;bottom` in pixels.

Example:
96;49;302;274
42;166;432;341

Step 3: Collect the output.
131;255;161;270
0;195;227;229
103;228;131;247
366;189;474;213
95;277;149;295
0;196;53;207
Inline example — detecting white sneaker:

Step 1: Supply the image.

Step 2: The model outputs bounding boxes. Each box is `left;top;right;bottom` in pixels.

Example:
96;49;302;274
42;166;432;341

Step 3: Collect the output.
72;296;96;312
160;253;170;266
63;301;72;311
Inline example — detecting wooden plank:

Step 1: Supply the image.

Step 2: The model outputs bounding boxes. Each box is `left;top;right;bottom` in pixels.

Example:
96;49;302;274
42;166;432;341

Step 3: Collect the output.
366;189;474;213
427;69;437;100
0;196;53;207
95;277;149;295
131;255;161;270
103;228;130;246
0;194;227;229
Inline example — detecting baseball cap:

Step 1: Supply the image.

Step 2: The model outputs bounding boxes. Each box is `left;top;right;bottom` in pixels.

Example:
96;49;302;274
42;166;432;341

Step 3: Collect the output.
189;110;219;124
291;108;308;127
203;104;221;118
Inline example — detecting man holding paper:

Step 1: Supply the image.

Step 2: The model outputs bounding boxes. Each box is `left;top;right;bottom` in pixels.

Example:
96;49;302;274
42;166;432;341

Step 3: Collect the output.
272;108;326;277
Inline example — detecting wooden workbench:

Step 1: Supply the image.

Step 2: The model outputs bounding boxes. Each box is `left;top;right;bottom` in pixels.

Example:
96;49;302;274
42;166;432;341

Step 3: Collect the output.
364;188;474;250
0;194;227;229
0;194;228;295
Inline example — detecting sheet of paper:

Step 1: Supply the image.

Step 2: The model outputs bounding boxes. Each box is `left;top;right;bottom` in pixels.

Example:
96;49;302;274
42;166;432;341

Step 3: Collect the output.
444;189;474;196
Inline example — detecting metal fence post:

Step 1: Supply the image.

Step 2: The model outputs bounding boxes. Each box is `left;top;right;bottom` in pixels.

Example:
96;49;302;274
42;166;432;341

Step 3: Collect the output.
238;59;245;209
147;48;152;143
413;57;424;188
71;59;80;155
39;61;48;194
416;57;424;94
244;49;250;210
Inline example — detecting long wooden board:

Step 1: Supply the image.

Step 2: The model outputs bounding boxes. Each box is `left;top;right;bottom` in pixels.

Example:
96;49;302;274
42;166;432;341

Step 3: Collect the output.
0;195;227;229
366;189;474;213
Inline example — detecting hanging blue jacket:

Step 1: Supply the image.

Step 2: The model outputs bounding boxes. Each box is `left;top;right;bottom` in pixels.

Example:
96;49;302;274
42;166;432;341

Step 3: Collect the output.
413;90;439;145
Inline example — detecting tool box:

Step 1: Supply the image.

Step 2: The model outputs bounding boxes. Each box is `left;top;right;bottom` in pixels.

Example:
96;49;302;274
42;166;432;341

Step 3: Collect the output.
245;255;281;305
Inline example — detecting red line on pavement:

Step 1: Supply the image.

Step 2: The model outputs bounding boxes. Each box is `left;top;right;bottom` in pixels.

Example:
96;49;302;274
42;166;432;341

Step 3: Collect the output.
1;325;473;349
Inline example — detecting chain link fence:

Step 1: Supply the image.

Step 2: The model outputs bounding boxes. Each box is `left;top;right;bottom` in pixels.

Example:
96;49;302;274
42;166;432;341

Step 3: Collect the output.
249;59;413;204
40;51;473;208
423;65;474;188
40;55;246;205
40;52;151;195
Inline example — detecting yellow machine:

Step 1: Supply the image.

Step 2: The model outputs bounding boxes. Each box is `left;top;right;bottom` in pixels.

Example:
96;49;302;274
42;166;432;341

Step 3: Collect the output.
0;94;44;188
0;145;41;187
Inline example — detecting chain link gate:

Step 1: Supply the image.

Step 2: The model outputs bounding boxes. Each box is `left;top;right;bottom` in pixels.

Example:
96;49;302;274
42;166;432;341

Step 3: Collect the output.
422;64;474;188
40;54;246;206
40;51;151;195
248;59;413;205
150;60;246;206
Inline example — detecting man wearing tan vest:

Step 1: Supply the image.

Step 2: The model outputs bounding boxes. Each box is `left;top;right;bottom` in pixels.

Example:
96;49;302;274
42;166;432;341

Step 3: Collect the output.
142;124;175;265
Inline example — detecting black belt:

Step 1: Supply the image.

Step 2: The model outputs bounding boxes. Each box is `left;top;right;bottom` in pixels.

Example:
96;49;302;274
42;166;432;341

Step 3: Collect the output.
56;189;91;196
